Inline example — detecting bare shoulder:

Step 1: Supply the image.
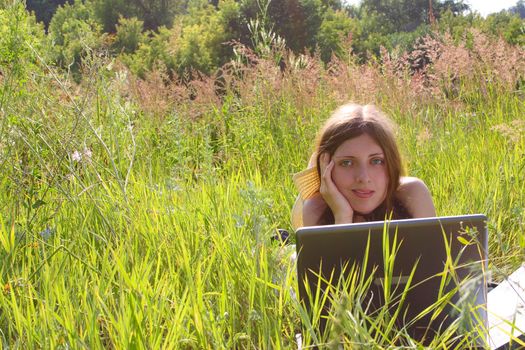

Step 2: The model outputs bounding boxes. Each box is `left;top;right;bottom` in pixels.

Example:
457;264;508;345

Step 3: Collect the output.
396;177;437;218
398;177;429;193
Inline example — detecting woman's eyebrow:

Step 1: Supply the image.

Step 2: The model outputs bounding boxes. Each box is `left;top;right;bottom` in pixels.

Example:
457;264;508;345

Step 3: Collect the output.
334;152;384;158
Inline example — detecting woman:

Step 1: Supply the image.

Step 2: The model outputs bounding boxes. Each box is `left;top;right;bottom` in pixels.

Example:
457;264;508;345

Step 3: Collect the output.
292;103;436;228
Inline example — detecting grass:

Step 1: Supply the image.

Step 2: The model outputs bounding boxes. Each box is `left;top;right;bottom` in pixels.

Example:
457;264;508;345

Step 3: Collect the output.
0;4;524;348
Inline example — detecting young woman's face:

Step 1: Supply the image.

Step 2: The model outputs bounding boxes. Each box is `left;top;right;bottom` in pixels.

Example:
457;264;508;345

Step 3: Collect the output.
331;133;388;215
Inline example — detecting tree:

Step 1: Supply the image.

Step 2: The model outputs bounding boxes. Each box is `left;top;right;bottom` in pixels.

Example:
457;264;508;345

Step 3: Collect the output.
435;0;470;17
510;0;525;19
316;8;356;61
26;0;73;29
88;0;189;33
483;11;525;46
48;1;105;77
360;0;470;32
361;0;429;31
119;0;240;77
0;2;47;71
114;16;146;54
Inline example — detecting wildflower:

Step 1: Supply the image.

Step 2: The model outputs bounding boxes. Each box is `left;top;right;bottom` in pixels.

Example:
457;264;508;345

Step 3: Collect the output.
39;226;55;241
71;148;93;163
71;150;82;162
83;148;92;161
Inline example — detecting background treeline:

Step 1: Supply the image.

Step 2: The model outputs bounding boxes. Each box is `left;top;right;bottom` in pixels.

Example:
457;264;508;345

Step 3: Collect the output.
20;0;525;79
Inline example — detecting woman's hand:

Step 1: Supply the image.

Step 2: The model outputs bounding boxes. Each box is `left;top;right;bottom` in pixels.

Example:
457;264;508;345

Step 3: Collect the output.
319;153;354;224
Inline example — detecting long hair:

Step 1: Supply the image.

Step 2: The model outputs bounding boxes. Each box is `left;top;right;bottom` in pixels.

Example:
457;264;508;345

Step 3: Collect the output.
313;104;406;223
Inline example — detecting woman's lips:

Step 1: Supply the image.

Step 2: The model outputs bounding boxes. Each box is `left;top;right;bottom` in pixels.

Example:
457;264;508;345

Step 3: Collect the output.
352;189;375;198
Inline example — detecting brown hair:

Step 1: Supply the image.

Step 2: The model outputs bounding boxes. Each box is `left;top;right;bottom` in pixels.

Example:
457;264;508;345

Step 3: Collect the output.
314;103;406;222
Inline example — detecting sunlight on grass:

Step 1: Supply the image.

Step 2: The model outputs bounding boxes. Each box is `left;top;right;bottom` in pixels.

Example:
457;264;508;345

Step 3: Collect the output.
0;3;524;347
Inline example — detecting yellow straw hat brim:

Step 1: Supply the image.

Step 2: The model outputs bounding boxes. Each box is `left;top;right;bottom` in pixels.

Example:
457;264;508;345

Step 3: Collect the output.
292;166;320;200
291;166;320;229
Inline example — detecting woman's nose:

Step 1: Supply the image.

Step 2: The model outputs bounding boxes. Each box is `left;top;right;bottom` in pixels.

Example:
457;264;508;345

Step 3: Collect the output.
355;165;370;183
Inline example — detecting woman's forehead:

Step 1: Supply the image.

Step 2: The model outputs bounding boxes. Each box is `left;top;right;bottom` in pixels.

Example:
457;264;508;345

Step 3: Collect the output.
333;134;384;155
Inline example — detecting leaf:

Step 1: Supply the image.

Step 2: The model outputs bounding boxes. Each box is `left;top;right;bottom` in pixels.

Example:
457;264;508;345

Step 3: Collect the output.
457;236;471;246
32;199;46;209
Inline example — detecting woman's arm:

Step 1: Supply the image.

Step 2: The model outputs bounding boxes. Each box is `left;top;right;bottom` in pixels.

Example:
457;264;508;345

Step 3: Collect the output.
397;177;436;218
302;193;328;226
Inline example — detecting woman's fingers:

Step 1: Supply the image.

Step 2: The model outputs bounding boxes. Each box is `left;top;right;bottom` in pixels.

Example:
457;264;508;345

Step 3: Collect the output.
320;156;336;195
319;152;329;177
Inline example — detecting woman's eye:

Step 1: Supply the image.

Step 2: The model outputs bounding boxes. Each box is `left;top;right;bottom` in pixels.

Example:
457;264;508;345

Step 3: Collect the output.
371;158;385;165
340;160;353;167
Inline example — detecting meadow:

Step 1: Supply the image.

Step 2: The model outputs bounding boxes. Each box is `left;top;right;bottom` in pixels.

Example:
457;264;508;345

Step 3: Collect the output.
1;9;525;348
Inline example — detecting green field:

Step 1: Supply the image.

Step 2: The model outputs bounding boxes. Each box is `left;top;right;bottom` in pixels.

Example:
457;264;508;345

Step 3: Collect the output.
1;3;525;348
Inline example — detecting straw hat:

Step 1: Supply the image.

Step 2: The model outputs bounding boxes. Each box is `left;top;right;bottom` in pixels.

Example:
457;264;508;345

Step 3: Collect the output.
291;166;320;229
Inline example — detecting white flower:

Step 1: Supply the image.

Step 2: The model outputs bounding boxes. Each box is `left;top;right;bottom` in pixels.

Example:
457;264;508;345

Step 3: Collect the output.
71;150;82;162
83;148;92;161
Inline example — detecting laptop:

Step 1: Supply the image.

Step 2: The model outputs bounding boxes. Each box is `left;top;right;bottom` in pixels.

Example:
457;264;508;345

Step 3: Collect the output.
295;214;489;344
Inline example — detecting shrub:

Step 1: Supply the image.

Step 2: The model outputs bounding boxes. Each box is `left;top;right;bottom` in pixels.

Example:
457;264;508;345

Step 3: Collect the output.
118;26;175;78
47;0;106;77
113;16;145;54
316;8;356;62
0;2;47;71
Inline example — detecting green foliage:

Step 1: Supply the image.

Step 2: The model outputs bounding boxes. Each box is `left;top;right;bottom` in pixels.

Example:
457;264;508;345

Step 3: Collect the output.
349;8;395;59
482;11;525;46
435;0;470;17
119;26;175;78
267;0;321;52
90;0;132;33
129;0;188;31
0;2;47;81
383;23;432;52
436;9;482;42
113;16;145;54
316;8;355;62
247;18;286;64
25;0;72;28
174;1;239;74
510;0;525;18
90;0;188;33
21;0;525;74
47;0;105;76
0;4;43;60
361;0;430;32
1;17;525;347
120;0;240;77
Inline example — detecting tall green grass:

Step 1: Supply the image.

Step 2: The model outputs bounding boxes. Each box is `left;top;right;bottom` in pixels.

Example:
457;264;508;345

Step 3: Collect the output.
1;3;524;348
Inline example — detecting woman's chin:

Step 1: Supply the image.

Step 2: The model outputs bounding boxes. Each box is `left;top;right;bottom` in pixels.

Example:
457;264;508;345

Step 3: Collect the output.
353;208;373;216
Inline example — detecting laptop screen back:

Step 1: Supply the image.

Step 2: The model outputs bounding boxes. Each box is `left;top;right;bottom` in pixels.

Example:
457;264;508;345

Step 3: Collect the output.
295;214;489;341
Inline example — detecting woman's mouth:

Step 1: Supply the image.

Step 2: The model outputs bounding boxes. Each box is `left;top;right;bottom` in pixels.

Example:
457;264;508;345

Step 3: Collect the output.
352;189;375;198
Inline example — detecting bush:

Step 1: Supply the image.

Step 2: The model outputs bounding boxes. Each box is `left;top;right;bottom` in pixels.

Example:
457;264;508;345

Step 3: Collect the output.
119;0;240;78
47;0;106;76
174;1;240;75
316;9;356;62
113;16;145;54
0;2;47;71
118;26;175;78
481;11;525;46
